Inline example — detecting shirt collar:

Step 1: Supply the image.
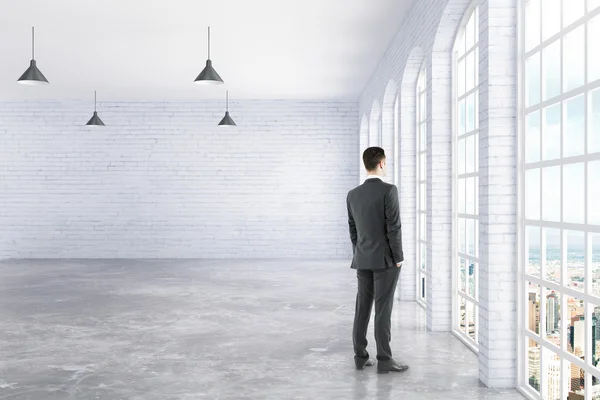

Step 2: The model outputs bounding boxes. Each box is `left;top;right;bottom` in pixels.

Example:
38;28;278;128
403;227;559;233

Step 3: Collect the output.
365;175;383;181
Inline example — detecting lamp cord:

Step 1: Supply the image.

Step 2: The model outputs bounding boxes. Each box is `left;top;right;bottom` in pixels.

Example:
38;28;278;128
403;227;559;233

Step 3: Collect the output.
208;26;210;60
32;26;34;60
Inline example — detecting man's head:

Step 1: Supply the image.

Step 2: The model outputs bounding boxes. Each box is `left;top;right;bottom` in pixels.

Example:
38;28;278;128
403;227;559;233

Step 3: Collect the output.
362;147;387;176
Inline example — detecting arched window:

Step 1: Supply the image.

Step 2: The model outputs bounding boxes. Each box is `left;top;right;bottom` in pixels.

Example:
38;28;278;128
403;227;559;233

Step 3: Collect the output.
378;115;383;147
454;5;479;349
416;65;427;308
521;0;600;397
359;116;369;183
369;102;381;148
394;95;399;187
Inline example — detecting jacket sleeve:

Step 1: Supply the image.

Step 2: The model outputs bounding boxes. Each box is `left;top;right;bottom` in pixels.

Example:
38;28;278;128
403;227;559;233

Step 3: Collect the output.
347;193;357;254
384;185;404;263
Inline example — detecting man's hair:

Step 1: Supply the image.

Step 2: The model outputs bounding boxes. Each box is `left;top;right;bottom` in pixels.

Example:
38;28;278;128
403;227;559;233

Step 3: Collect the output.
362;147;386;171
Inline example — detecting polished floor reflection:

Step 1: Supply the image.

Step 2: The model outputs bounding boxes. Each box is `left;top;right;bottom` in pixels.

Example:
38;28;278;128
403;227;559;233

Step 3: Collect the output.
0;259;524;399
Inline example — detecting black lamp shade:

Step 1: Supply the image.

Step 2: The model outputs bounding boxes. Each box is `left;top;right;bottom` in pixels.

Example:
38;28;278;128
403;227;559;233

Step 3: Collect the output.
18;60;48;85
194;60;223;84
218;111;236;126
86;111;105;126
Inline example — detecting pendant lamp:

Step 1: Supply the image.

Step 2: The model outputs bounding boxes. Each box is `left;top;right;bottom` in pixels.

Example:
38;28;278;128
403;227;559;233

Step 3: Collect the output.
86;91;105;126
17;27;49;85
218;91;236;126
194;27;223;85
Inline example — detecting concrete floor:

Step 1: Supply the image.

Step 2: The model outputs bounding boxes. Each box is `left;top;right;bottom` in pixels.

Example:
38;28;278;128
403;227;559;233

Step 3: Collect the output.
0;259;524;400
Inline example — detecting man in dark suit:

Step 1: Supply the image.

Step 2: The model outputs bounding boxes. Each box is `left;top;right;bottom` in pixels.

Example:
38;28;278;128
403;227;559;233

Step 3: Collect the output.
346;147;408;374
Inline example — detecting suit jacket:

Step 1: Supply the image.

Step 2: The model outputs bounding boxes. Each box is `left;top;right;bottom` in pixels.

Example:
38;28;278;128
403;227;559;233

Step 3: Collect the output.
346;177;404;270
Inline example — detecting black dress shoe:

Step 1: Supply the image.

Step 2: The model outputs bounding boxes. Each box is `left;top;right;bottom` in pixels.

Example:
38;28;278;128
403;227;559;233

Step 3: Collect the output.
377;359;409;374
354;356;375;370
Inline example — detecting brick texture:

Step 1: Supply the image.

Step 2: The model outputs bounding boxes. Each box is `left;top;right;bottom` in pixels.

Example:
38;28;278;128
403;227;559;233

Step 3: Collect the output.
0;100;358;259
477;0;518;389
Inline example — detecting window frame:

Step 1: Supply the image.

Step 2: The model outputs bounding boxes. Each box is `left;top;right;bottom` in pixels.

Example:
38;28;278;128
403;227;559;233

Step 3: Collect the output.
518;0;600;398
416;64;428;309
452;1;481;353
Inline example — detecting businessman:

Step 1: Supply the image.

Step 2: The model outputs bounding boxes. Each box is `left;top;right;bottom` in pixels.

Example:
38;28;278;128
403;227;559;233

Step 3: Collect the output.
346;147;408;374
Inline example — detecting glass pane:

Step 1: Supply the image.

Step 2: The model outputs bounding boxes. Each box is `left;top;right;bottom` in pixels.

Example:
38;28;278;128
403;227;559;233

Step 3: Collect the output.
421;122;426;149
591;0;600;11
474;133;479;172
542;348;561;400
566;360;585;396
543;40;561;101
563;0;584;27
542;103;561;161
419;90;425;122
475;176;479;217
421;242;426;270
459;98;466;135
526;53;541;107
474;47;479;87
458;178;466;214
458;59;466;97
468;260;476;297
465;12;475;50
459;217;466;254
590;88;600;154
589;15;600;83
564;95;585;158
458;137;466;175
589;161;600;225
466;134;474;174
541;0;561;41
545;228;561;284
593;234;600;298
527;341;541;392
542;166;561;222
563;26;585;92
545;288;561;343
466;93;475;132
527;282;541;336
421;273;426;300
526;168;541;220
526;111;541;163
563;163;584;224
420;213;426;241
525;0;540;51
466;51;474;92
473;91;479;130
420;153;426;180
420;183;426;211
467;300;476;340
527;226;541;278
566;230;585;293
566;296;585;357
466;177;474;215
474;219;479;256
593;374;600;400
467;218;475;257
459;296;466;333
459;257;466;293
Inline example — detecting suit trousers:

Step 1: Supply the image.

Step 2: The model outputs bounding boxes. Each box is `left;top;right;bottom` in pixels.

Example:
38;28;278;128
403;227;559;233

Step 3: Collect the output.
352;266;400;361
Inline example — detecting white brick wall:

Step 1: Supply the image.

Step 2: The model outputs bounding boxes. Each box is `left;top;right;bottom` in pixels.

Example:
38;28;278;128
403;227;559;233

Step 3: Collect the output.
358;0;518;389
477;0;517;388
0;100;358;259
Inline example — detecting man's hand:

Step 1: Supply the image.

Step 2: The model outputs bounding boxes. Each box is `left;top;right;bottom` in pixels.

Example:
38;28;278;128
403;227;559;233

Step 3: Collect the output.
396;262;402;268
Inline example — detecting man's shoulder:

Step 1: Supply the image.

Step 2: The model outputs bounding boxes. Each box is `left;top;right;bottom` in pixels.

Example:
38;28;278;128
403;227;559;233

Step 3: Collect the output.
348;180;395;195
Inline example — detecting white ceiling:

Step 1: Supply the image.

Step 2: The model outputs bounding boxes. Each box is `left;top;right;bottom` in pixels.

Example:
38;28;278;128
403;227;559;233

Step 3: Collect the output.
0;0;414;101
